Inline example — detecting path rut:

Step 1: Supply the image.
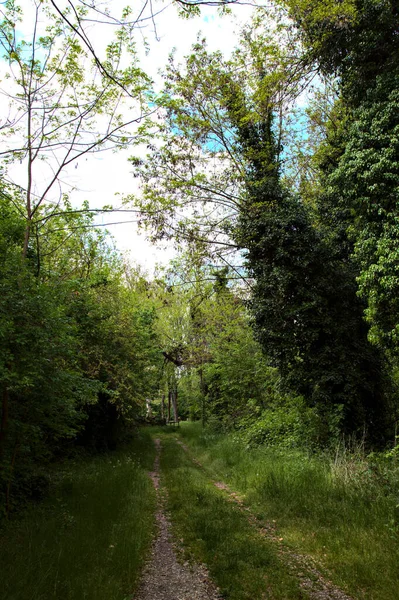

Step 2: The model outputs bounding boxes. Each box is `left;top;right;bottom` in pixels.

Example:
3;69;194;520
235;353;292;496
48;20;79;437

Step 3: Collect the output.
134;439;221;600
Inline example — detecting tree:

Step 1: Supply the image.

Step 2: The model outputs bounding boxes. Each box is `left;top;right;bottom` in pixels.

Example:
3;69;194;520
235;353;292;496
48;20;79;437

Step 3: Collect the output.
283;0;399;103
0;188;163;514
130;24;395;442
327;78;399;353
129;16;316;262
0;192;102;515
149;251;276;427
227;66;392;441
0;0;152;257
282;0;399;362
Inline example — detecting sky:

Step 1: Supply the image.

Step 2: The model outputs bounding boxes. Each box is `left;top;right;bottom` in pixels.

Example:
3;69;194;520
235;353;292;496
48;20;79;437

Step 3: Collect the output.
74;2;256;271
0;0;258;272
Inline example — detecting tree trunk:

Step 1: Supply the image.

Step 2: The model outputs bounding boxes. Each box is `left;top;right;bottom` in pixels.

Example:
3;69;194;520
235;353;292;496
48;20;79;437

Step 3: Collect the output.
5;441;19;518
0;386;9;463
199;366;206;428
174;389;179;426
22;219;31;259
161;394;165;420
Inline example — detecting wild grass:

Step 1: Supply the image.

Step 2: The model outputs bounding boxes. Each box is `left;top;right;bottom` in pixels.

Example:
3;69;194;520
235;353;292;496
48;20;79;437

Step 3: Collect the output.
159;435;305;600
0;430;156;600
177;422;399;600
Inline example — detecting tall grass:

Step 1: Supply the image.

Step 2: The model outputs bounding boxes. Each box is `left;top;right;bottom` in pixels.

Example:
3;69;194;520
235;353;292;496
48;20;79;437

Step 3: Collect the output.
0;430;156;600
178;422;399;600
159;435;305;600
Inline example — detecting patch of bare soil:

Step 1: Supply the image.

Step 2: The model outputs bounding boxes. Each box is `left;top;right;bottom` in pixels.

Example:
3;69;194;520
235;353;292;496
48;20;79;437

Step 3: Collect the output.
177;439;354;600
134;439;222;600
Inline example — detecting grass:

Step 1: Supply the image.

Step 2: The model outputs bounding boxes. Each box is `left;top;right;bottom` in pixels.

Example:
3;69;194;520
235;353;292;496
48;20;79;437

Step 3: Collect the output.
5;422;397;600
158;433;305;600
175;422;399;600
0;430;156;600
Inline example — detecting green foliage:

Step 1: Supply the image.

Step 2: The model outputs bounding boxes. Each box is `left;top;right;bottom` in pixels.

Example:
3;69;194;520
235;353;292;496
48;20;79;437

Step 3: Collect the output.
0;0;152;260
0;193;162;515
284;0;399;366
326;76;399;352
202;290;277;428
176;370;203;420
154;252;282;430
241;396;327;450
233;92;391;441
0;0;162;517
284;0;399;101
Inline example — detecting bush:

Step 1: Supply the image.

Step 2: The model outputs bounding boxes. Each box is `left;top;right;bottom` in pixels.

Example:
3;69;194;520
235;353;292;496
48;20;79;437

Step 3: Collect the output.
241;397;342;450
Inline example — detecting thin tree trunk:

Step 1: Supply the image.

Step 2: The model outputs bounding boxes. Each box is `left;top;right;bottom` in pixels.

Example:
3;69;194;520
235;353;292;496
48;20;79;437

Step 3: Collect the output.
0;386;9;463
23;83;33;259
199;366;206;428
6;441;19;518
22;219;31;259
175;388;179;426
161;394;165;421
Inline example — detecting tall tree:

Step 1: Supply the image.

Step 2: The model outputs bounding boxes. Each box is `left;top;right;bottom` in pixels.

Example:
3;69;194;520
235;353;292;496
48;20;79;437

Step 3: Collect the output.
232;98;390;440
282;0;399;359
132;26;394;441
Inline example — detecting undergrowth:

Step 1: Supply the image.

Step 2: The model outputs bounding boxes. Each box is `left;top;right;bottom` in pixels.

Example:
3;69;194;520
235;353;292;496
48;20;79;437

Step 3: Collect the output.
177;422;399;600
0;430;156;600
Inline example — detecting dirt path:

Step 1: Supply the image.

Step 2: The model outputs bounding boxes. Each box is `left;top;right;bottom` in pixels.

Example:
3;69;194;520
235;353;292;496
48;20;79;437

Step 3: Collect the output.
134;439;222;600
176;439;353;600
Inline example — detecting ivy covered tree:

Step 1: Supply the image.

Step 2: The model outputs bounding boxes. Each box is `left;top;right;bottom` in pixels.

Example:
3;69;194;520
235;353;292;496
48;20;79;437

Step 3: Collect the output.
132;19;396;443
283;0;399;356
233;100;390;442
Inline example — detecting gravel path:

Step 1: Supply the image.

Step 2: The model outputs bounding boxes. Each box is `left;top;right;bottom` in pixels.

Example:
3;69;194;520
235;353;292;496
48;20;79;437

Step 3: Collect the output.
134;439;222;600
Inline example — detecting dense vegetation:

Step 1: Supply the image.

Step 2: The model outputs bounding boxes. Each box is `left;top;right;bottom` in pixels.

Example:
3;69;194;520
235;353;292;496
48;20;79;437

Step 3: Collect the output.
1;0;399;563
0;194;162;515
133;0;399;447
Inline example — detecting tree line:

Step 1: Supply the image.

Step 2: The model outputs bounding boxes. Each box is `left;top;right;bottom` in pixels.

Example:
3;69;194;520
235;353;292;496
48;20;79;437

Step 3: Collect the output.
1;0;399;516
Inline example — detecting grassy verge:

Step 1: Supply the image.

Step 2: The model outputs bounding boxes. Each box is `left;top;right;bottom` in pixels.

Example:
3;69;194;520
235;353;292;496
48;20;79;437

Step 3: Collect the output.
176;422;399;600
158;434;305;600
0;430;156;600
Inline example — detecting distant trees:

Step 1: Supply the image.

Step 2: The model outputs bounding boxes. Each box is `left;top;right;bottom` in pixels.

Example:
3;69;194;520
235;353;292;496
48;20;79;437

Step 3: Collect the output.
150;253;275;428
